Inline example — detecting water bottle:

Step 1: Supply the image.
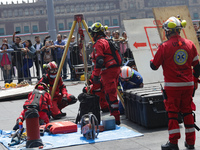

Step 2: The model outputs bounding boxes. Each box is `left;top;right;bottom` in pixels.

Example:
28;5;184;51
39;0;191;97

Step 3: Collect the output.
19;120;23;131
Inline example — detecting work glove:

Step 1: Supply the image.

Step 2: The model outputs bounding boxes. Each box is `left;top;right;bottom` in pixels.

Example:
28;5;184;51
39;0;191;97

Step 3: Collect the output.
68;95;77;105
13;119;22;131
93;75;100;84
62;97;69;105
82;86;88;93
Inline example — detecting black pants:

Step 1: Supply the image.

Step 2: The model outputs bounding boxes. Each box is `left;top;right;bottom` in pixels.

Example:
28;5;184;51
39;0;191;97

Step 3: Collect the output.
34;56;43;80
16;62;23;83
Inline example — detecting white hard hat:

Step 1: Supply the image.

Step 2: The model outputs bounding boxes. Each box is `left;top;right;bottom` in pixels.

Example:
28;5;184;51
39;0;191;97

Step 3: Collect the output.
120;66;133;79
162;16;186;32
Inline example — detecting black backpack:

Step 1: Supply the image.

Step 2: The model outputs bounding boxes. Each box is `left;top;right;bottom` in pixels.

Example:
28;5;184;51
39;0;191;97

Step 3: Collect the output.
75;93;101;124
105;39;122;66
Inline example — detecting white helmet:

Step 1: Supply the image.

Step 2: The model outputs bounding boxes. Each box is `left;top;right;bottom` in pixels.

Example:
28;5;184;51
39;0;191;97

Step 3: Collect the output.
120;66;133;79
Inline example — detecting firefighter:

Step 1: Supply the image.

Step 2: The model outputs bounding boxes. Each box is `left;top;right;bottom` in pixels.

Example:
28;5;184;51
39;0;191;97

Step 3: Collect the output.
39;61;77;119
88;22;122;125
118;66;143;114
13;82;52;130
150;16;200;150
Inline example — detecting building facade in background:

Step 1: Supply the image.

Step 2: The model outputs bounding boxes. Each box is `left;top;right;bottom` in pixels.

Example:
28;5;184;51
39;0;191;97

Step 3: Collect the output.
0;0;200;43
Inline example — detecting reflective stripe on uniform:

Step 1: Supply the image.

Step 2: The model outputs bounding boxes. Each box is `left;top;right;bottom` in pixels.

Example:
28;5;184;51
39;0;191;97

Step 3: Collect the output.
168;129;180;135
111;104;119;108
193;55;199;62
164;82;194;87
185;128;195;133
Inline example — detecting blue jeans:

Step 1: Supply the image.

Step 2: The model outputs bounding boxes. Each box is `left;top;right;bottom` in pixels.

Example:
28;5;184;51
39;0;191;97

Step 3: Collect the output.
119;100;125;115
23;59;33;81
56;57;67;78
1;66;12;83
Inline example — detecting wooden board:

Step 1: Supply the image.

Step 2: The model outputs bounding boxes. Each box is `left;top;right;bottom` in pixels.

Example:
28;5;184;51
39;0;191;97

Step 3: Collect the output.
0;85;34;100
123;18;164;84
152;5;200;55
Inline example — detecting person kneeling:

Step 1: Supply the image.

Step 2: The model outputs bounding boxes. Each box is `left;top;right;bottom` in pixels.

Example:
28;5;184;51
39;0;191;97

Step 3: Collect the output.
39;61;77;119
13;82;52;130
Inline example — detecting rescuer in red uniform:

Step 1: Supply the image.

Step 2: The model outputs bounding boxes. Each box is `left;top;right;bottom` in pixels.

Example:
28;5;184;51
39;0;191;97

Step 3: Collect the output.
39;61;77;119
150;16;200;150
13;82;52;130
83;74;110;112
88;22;122;125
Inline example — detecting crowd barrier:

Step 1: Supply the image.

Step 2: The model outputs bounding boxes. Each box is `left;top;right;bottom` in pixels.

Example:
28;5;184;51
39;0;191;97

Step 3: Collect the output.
0;41;133;84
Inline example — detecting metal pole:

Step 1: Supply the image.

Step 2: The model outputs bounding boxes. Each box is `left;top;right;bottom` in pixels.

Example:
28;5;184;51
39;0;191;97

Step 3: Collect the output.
46;0;57;41
82;20;94;44
51;20;77;99
79;22;89;87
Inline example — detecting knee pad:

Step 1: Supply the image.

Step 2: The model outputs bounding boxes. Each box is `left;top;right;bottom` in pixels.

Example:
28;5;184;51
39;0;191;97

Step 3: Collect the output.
105;94;118;113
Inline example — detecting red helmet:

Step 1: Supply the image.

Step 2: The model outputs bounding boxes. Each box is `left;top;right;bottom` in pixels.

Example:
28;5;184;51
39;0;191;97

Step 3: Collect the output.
46;61;58;78
35;82;48;91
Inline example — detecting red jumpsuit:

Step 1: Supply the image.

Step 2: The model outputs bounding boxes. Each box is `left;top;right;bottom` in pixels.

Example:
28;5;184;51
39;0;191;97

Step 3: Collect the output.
17;89;52;124
87;76;109;111
39;74;73;118
92;38;121;122
151;35;199;145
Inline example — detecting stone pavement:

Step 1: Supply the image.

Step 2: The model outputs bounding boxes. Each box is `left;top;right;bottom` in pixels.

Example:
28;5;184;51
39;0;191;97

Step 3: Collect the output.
0;81;199;150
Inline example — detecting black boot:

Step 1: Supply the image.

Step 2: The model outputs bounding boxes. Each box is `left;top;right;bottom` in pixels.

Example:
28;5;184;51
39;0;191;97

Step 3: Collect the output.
116;120;121;125
60;112;66;117
59;109;66;117
161;141;179;150
101;107;110;113
53;114;62;119
185;141;195;149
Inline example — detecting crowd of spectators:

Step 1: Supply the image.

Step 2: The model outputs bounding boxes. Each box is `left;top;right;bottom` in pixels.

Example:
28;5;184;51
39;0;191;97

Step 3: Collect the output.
0;32;74;84
193;22;200;43
0;29;133;84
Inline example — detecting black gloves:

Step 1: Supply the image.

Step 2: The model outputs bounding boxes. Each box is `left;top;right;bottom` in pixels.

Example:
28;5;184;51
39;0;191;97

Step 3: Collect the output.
62;97;68;105
93;75;100;84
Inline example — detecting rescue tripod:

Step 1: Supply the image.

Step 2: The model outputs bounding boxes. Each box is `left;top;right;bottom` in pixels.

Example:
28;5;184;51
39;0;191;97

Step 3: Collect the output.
51;14;125;108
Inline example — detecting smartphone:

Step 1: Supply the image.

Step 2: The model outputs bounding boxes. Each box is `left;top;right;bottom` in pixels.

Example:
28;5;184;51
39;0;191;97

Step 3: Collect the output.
15;31;20;34
46;35;51;39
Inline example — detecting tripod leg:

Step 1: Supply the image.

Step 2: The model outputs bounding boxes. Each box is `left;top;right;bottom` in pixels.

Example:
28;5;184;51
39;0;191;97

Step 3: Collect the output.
82;20;94;44
51;20;77;99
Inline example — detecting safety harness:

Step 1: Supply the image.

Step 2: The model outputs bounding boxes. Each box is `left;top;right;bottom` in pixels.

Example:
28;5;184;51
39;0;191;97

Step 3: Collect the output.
168;111;200;131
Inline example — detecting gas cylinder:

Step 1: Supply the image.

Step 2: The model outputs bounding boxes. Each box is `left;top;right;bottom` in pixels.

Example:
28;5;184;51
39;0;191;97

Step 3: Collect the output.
25;108;43;148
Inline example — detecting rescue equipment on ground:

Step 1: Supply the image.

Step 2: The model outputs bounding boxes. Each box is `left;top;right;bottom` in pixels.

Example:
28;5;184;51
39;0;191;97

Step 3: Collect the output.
45;121;77;134
80;74;85;81
102;115;116;131
76;93;101;124
81;113;99;140
25;107;43;148
8;123;25;147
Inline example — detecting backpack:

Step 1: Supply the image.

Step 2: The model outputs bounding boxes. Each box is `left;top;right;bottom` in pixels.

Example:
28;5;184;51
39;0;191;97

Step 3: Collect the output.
23;89;48;112
105;39;122;66
75;93;101;124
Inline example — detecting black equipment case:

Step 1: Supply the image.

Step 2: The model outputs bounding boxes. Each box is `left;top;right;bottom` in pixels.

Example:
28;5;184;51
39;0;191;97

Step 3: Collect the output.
76;93;101;124
123;86;168;128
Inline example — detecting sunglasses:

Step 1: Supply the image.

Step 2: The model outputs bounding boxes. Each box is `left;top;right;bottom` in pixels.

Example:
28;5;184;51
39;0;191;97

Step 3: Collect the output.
120;76;130;82
49;68;58;74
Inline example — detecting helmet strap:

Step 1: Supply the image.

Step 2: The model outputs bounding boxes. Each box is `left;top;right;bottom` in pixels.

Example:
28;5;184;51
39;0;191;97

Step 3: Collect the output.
165;30;180;40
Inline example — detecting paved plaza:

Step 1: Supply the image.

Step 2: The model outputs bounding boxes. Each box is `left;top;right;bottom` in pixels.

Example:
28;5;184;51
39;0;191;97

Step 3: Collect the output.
0;81;199;150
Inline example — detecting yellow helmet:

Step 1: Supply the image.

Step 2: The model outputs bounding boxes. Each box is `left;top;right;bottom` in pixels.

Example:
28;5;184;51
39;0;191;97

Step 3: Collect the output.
162;16;186;31
88;22;108;34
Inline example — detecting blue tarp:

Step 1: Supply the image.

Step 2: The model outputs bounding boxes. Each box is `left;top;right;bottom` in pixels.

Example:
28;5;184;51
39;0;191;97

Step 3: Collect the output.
0;125;143;150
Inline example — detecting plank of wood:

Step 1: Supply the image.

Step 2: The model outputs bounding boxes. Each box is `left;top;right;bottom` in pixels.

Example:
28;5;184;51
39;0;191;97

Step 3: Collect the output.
0;85;34;100
152;5;200;55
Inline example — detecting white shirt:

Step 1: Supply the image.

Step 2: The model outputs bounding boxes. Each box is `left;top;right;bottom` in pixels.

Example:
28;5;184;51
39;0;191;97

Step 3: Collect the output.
36;43;41;61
